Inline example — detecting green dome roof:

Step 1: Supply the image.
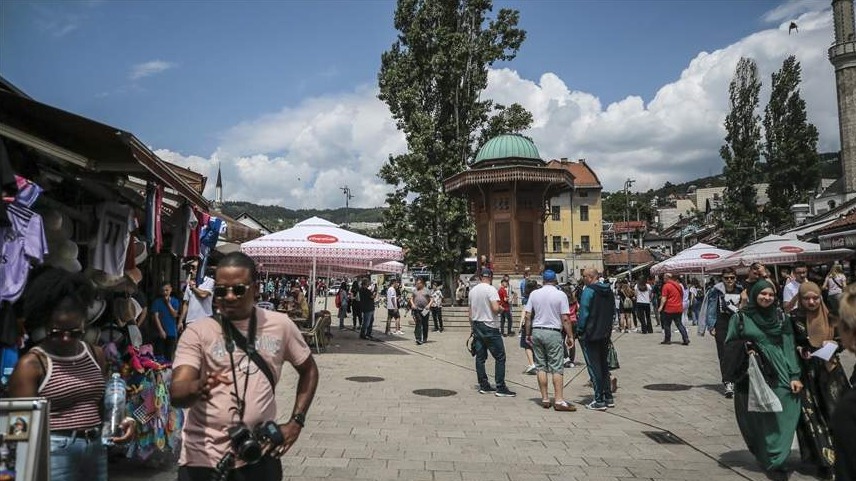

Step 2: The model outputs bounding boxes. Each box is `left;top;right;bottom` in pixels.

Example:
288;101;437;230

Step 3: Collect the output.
473;134;542;166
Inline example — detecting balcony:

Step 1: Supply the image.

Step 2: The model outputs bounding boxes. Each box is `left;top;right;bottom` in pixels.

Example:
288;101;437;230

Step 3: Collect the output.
829;41;856;67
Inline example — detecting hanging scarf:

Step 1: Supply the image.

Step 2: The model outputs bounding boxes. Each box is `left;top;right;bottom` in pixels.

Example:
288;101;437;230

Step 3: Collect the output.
798;281;833;348
743;279;783;338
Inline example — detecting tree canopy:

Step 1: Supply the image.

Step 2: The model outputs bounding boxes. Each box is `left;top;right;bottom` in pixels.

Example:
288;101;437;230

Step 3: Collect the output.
378;0;530;275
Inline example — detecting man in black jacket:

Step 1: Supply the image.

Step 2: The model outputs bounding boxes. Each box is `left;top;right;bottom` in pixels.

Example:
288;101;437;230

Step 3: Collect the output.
576;268;615;411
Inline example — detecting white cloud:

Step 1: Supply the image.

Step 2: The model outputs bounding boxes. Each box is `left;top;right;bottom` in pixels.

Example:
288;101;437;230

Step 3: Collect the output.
129;60;175;81
762;0;825;23
158;6;840;208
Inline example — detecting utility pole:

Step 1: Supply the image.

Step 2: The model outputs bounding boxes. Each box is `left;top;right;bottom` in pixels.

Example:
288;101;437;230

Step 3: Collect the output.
624;178;635;279
340;186;354;228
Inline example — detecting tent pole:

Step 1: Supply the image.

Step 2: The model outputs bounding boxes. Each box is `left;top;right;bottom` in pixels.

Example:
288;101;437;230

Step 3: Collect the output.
324;265;331;311
310;255;316;322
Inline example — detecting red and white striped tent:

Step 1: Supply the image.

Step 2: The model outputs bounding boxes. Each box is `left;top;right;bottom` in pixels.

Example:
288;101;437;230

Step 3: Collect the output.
650;243;733;275
705;235;853;271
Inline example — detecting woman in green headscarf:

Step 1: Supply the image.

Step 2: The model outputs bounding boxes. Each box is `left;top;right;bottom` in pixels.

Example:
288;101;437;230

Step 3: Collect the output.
726;279;803;480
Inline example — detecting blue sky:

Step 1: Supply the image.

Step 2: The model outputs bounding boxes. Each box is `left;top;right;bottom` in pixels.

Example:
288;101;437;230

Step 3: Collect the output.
0;0;840;208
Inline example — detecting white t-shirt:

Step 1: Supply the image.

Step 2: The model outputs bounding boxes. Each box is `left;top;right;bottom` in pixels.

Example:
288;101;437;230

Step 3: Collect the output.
525;284;569;329
635;284;651;304
386;286;398;310
469;282;500;329
826;274;846;296
783;279;801;309
91;201;136;276
184;276;215;324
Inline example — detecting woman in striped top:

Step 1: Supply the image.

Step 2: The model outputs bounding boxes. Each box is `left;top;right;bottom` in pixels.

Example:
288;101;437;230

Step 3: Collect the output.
8;267;135;481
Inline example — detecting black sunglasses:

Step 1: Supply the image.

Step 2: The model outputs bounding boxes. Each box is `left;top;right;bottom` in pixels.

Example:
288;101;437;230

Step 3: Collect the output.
214;284;249;298
722;276;736;280
48;328;85;339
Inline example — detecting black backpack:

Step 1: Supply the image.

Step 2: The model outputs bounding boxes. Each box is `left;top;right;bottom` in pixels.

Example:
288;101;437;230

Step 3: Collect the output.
585;285;615;342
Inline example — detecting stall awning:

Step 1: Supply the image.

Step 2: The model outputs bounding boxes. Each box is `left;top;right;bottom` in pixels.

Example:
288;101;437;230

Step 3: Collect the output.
0;89;209;210
819;229;856;250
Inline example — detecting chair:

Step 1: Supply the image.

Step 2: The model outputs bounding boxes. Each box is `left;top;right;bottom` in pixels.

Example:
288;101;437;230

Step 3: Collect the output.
301;314;331;354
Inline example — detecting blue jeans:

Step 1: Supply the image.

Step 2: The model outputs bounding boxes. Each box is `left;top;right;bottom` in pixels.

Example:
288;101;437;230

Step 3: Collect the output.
360;309;375;337
500;309;513;334
472;321;507;390
661;312;689;343
50;433;107;481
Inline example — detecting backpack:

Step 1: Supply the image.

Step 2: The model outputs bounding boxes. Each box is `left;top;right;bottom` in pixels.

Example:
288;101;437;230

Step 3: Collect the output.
585;285;615;342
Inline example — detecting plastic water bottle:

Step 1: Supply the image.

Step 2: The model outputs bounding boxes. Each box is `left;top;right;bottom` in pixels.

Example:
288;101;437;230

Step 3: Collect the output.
101;373;126;446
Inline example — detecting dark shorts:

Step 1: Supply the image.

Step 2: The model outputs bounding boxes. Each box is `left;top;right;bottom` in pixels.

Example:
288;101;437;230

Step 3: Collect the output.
388;309;400;319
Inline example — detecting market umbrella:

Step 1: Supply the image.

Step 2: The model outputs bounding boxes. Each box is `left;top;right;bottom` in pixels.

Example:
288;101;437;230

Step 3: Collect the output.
241;217;404;318
650;243;734;275
705;234;854;271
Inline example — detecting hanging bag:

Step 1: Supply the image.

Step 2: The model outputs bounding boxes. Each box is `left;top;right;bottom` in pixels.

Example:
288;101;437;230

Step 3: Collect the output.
747;353;782;412
607;340;620;370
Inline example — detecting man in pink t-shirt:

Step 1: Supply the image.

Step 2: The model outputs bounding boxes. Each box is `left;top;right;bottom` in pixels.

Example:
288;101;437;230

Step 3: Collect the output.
171;252;319;481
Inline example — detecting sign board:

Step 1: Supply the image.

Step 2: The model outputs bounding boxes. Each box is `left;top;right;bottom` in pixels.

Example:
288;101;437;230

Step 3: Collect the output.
0;398;50;481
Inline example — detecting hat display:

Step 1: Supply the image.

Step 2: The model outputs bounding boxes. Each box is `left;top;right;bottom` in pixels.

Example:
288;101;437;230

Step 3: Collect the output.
86;298;107;325
124;267;143;286
132;237;148;265
542;269;557;282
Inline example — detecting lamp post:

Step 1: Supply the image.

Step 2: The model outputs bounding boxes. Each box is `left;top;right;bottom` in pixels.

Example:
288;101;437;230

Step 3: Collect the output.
340;186;354;228
624;178;635;278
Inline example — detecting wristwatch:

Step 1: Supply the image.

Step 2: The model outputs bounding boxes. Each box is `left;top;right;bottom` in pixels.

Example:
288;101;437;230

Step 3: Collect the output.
291;412;305;427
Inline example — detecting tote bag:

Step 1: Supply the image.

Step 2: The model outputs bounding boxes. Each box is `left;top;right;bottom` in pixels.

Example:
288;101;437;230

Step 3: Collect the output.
747;353;782;413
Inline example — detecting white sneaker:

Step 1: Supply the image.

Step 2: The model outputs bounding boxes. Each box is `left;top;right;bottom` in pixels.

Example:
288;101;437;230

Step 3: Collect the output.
524;364;537;375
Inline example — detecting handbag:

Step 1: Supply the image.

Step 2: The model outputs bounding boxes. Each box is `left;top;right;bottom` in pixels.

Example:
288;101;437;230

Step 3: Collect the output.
747;353;782;412
607;340;620;370
622;297;633;310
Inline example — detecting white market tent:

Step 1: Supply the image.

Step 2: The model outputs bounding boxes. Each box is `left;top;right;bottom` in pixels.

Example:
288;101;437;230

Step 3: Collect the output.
650;243;734;275
705;234;854;271
241;216;404;316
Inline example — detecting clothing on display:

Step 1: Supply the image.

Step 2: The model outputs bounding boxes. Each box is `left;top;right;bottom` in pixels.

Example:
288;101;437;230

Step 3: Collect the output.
0;202;48;303
91;201;136;276
145;182;164;253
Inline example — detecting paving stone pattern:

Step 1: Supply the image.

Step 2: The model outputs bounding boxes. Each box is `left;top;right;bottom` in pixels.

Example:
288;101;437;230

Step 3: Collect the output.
112;320;853;481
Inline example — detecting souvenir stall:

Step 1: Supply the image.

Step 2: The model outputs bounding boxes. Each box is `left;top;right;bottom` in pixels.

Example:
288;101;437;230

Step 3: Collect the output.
0;86;218;469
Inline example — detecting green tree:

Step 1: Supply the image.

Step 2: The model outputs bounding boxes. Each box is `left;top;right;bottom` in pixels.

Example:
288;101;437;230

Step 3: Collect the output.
719;57;762;250
378;0;529;278
762;55;820;230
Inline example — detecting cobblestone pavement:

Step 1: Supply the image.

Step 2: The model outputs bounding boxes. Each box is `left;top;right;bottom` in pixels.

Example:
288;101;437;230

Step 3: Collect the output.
112;321;853;481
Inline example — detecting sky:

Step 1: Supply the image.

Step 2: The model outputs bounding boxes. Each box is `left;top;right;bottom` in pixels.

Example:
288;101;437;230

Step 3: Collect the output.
0;0;842;209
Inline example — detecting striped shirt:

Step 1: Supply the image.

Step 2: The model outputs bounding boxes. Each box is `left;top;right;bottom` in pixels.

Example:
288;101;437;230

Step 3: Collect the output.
32;343;105;430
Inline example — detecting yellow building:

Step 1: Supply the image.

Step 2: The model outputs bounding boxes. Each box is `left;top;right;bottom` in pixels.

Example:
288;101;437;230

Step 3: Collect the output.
544;159;604;279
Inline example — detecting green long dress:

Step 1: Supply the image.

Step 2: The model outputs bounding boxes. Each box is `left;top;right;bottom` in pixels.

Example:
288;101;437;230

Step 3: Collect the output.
726;280;802;471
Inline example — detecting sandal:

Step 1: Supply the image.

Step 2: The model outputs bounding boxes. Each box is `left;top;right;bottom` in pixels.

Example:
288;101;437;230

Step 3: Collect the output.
541;399;552;409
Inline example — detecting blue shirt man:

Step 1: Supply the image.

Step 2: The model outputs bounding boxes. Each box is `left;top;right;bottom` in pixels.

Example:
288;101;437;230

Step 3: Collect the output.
151;282;181;360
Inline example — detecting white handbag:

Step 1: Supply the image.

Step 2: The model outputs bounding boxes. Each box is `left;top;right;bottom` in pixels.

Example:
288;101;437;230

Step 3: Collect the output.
747;353;782;413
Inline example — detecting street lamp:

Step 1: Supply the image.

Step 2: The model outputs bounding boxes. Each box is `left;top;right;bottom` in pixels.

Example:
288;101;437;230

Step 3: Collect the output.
340;186;354;228
624;178;635;279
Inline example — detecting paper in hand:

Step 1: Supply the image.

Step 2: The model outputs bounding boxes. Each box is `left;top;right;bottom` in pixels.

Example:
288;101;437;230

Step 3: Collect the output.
810;342;838;361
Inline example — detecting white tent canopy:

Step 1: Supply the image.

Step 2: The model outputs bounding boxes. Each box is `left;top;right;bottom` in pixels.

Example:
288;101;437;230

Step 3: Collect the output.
241;216;403;274
705;234;853;271
241;217;404;318
650;243;733;275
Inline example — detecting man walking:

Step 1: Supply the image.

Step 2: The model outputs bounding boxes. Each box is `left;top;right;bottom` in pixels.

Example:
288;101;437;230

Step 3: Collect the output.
783;261;807;312
469;268;515;397
523;270;575;411
431;280;444;332
498;279;514;336
179;261;214;331
359;278;377;340
410;277;433;345
700;267;743;398
659;273;689;345
576;268;615;410
386;279;402;335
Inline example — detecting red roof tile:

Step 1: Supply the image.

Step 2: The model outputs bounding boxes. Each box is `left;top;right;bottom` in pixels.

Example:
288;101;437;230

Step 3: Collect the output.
546;159;602;188
603;249;655;265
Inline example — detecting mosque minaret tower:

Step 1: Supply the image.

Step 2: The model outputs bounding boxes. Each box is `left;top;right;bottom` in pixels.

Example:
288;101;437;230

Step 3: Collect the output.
830;0;856;195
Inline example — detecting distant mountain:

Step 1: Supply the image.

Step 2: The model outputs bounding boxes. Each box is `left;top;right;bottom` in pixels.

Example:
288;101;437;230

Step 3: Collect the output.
219;201;384;232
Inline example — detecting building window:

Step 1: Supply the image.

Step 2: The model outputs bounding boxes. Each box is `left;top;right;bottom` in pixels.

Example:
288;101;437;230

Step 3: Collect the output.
551;205;560;221
581;235;590;252
578;190;588;197
580;205;589;222
552;236;562;253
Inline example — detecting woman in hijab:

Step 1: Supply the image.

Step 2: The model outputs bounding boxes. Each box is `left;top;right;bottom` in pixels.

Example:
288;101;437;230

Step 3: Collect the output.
791;281;850;479
726;279;803;480
833;283;856;481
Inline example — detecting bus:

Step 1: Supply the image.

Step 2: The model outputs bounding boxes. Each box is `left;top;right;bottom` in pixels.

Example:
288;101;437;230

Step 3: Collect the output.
460;257;479;288
544;258;570;284
459;257;570;285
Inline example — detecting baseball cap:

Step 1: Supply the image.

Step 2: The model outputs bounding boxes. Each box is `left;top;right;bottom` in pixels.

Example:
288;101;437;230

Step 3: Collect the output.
481;268;493;278
543;269;557;282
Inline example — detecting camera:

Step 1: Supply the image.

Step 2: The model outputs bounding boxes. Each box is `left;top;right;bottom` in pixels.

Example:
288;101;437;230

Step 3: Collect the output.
227;420;284;464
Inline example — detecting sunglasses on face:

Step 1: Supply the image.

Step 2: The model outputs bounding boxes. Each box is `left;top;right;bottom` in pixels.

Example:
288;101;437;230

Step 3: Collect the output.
48;328;85;339
722;276;736;280
214;284;249;298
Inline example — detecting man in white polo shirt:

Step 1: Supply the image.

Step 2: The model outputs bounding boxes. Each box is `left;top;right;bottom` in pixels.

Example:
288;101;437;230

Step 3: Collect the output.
469;268;515;397
179;261;215;331
523;270;575;411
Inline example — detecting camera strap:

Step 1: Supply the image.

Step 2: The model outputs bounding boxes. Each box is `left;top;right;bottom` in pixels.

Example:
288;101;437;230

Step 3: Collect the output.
223;311;276;388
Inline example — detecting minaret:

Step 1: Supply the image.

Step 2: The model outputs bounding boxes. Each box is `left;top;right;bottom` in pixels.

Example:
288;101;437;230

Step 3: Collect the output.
214;163;223;207
830;0;856;194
